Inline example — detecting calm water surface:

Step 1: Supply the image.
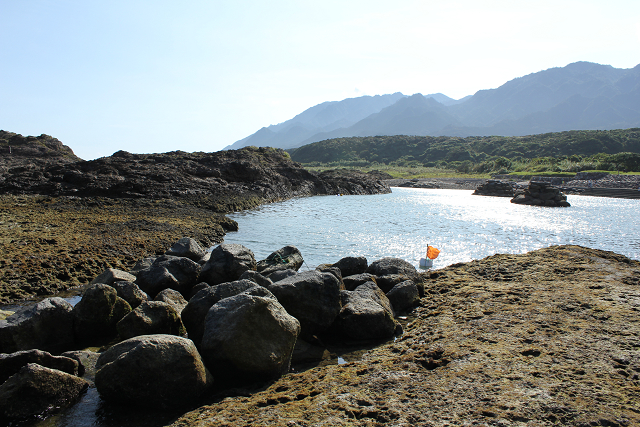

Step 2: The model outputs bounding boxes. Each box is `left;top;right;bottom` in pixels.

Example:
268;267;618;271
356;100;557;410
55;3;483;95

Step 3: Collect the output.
223;188;640;268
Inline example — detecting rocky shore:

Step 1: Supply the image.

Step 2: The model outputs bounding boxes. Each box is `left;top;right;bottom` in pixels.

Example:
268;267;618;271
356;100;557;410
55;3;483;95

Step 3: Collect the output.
0;133;390;303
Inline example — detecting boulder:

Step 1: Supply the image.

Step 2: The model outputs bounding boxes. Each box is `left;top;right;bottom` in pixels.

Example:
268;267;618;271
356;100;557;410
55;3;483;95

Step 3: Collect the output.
0;363;89;421
332;256;368;277
0;350;80;384
200;292;300;384
112;281;149;309
376;274;411;293
386;280;420;313
72;284;132;344
257;245;304;276
336;282;398;340
0;297;75;353
343;273;377;291
188;282;210;300
165;237;206;262
199;244;257;286
267;269;298;282
154;288;188;313
269;270;342;339
239;270;273;288
95;334;212;406
91;268;137;286
316;266;344;289
116;301;187;340
129;256;158;275
135;255;202;298
366;257;418;282
182;279;262;345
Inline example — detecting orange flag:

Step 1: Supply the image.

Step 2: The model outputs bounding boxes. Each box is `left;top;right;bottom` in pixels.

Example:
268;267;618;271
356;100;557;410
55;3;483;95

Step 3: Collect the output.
426;245;440;260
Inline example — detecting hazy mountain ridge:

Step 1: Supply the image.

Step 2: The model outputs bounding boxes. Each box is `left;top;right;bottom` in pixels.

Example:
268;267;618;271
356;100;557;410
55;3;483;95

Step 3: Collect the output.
228;62;640;150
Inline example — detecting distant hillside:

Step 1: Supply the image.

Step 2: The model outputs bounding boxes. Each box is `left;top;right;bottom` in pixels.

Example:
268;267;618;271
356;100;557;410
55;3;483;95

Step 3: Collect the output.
230;62;640;149
289;128;640;173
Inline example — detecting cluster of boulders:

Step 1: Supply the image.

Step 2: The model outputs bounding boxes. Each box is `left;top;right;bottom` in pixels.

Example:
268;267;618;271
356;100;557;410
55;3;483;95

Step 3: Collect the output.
510;181;571;207
472;180;515;197
0;238;422;421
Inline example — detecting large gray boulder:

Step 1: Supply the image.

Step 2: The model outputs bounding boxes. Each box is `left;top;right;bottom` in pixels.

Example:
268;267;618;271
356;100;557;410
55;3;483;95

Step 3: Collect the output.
239;270;273;288
91;268;136;286
112;281;149;309
95;334;212;406
0;297;75;353
154;288;188;314
269;270;342;339
336;282;398;340
199;243;256;286
130;256;158;275
0;350;80;384
135;255;202;298
257;245;304;276
200;292;300;384
386;280;420;313
72;284;132;344
366;257;418;282
116;301;187;340
332;256;368;277
267;269;298;283
343;273;377;291
165;237;206;262
182;280;264;345
0;363;89;421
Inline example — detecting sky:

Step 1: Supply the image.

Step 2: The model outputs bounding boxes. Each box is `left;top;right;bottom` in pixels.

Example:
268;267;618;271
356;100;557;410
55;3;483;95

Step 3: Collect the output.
1;0;639;160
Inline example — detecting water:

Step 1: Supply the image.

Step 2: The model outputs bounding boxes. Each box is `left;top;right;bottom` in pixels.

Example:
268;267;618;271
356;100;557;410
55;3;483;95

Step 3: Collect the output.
222;188;640;268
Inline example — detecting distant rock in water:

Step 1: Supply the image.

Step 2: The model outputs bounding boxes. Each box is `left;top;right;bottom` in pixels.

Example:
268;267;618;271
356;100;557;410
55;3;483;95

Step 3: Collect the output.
473;180;515;197
511;181;570;207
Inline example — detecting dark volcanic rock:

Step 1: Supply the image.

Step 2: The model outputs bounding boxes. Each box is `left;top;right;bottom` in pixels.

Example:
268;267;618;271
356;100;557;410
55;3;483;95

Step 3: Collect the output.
116;301;187;340
511;181;571;207
135;255;202;298
0;143;391;212
95;334;212;406
72;284;132;344
332;256;368;277
165;237;206;262
473;179;515;197
0;350;80;385
0;297;75;353
199;244;257;286
200;292;300;384
257;245;304;276
0;363;89;421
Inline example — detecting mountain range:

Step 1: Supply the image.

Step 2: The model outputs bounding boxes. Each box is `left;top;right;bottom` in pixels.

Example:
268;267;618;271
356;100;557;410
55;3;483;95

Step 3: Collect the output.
224;61;640;151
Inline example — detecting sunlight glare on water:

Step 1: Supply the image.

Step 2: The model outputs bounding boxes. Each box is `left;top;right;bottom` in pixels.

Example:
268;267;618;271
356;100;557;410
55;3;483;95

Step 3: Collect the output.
222;188;640;269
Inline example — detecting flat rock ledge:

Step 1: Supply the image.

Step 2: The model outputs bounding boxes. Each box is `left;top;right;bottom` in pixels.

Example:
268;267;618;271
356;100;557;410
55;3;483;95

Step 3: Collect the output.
171;245;640;427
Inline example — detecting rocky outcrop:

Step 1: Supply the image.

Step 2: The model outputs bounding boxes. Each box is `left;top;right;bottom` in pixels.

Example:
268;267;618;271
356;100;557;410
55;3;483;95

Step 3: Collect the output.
473;179;515;197
95;334;212;406
112;281;149;309
332;256;368;277
334;282;398;340
511;181;571;207
0;143;391;212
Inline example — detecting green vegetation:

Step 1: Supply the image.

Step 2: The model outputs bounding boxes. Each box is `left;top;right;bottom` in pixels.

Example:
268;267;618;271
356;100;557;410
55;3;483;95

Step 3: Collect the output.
289;129;640;177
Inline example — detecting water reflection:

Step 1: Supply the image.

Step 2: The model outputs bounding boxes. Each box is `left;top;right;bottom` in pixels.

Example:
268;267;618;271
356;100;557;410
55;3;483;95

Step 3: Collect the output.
224;188;640;268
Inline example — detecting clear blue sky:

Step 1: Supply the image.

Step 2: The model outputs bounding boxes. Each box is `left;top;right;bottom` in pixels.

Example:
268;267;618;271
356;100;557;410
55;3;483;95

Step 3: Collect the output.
2;0;639;160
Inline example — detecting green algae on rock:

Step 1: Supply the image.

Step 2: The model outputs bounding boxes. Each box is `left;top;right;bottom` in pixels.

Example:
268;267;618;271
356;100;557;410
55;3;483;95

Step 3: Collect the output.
170;245;640;427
